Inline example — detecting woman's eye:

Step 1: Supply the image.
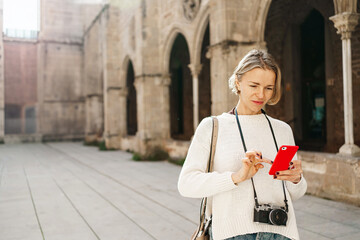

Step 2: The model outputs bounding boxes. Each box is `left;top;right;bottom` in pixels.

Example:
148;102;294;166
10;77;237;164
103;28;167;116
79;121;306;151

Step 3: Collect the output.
250;85;257;88
267;88;273;90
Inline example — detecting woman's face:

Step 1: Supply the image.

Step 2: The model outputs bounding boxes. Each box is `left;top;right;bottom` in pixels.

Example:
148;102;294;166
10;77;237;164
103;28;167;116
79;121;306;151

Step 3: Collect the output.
236;68;276;115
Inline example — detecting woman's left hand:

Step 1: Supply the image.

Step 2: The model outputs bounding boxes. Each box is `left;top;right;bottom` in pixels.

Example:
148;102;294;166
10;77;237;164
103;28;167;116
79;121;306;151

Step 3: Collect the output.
273;159;303;184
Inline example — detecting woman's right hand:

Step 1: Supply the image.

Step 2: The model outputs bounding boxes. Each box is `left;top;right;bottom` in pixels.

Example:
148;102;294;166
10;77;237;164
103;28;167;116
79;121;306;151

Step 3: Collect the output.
231;150;272;185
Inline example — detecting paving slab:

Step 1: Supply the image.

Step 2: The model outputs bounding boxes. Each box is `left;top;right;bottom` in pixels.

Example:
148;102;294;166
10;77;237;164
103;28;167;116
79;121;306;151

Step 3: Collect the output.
0;142;360;240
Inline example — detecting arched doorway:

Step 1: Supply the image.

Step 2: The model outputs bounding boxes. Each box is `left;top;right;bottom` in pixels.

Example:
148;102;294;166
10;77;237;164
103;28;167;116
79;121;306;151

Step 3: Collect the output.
169;34;193;140
198;23;211;121
126;60;137;135
299;10;326;150
265;2;329;152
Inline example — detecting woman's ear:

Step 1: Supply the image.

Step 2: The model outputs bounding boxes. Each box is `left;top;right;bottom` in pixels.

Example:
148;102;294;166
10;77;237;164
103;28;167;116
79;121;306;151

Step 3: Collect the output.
235;79;241;93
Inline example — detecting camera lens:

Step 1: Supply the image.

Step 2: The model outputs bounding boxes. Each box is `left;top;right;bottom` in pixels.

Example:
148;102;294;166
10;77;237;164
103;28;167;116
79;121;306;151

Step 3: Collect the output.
269;209;288;226
281;147;287;150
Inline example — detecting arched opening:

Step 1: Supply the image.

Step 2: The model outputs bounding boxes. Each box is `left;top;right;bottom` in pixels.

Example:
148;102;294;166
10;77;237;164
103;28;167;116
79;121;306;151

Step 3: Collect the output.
265;1;330;152
198;23;211;121
169;34;193;140
299;10;326;150
126;60;137;135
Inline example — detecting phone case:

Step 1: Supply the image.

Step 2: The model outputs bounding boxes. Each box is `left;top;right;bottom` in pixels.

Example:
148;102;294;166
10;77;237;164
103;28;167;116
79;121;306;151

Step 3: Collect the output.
268;145;299;175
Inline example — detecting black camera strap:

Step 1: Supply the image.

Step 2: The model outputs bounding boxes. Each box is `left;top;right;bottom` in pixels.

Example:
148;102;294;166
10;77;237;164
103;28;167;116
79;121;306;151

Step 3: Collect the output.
235;108;288;212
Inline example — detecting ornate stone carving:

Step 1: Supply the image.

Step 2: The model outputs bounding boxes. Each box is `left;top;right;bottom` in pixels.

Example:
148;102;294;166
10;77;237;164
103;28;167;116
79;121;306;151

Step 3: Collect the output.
188;63;202;77
330;12;360;39
183;0;201;21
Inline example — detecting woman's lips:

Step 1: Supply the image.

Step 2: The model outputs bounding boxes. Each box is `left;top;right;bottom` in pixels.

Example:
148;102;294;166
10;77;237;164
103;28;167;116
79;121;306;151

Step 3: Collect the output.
252;100;264;105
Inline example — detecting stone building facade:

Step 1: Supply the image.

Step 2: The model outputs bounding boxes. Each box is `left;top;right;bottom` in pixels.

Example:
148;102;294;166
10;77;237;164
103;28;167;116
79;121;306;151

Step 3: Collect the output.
0;0;360;205
89;0;360;205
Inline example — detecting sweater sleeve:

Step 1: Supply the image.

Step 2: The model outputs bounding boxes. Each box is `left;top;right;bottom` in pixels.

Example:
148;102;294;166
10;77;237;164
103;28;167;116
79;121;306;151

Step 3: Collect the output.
178;117;238;198
285;125;307;201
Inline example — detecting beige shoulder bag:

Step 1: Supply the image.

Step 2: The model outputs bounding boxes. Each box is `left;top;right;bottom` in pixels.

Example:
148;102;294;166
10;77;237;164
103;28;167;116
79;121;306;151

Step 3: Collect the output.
191;117;219;240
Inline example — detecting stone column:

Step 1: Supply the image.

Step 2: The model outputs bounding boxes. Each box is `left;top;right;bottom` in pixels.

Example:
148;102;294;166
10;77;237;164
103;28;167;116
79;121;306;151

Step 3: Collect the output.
118;87;128;137
134;76;146;141
188;64;202;130
330;11;360;156
155;74;171;139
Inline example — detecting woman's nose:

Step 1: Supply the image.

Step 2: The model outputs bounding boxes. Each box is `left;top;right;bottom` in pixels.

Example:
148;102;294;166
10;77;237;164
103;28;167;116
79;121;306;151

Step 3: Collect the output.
257;88;265;99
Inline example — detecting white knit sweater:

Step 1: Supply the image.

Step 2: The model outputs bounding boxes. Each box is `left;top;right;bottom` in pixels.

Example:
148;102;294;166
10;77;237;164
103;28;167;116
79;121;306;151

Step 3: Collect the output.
178;112;307;240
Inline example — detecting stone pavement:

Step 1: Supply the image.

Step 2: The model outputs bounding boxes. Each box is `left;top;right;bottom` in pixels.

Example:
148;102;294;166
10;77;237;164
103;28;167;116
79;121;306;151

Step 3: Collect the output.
0;142;359;240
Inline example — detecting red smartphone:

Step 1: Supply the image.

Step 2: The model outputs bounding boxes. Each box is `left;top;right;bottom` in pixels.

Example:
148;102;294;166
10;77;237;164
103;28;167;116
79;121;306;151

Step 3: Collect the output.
269;145;299;175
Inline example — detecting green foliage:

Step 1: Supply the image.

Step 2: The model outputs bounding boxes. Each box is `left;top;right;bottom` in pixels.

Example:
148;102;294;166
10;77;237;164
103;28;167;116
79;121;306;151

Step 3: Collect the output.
132;152;142;161
168;158;186;166
146;147;169;161
98;140;107;150
131;147;169;162
83;140;99;147
98;140;116;151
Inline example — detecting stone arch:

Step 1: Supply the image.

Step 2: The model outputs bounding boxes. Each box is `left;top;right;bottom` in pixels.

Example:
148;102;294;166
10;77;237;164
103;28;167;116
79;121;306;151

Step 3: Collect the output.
168;33;193;140
162;27;192;75
253;0;273;44
254;0;335;46
121;56;138;136
238;0;274;47
264;0;338;152
192;6;210;66
121;55;131;85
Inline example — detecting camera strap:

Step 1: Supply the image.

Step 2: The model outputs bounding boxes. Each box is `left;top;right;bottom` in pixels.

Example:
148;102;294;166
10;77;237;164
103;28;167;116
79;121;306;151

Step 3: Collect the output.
235;108;289;212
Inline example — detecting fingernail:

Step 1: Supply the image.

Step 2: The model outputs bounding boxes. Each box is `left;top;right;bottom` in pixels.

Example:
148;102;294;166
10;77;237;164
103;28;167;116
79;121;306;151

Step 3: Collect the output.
260;154;263;159
274;176;277;179
271;161;273;164
290;162;293;165
276;172;279;175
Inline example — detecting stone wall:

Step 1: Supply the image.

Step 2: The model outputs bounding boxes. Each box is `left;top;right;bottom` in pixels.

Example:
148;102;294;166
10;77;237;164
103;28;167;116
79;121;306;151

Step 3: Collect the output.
37;0;85;141
102;2;124;150
300;152;360;206
83;5;106;143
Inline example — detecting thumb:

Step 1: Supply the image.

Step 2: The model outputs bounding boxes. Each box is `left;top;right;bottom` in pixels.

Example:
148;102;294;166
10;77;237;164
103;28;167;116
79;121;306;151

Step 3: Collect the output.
255;163;264;170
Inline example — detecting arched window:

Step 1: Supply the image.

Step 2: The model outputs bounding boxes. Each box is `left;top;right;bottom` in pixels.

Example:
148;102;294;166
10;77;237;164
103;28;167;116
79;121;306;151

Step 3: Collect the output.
126;61;137;136
198;23;211;121
169;34;193;140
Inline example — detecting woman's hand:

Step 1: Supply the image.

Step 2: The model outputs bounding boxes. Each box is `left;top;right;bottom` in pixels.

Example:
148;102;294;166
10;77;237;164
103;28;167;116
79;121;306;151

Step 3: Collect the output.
273;159;303;184
231;150;272;184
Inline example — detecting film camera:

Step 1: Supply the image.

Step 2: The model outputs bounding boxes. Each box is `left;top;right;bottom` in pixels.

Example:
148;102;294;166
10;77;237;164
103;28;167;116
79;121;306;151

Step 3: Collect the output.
253;204;288;226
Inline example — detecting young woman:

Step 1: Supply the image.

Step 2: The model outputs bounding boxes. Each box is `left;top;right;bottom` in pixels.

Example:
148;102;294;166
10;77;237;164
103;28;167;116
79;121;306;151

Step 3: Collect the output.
178;49;307;240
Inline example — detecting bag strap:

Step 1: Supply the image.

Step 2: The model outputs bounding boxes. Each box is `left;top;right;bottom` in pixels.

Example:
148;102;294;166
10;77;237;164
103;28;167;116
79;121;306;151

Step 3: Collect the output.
199;117;218;226
208;117;218;173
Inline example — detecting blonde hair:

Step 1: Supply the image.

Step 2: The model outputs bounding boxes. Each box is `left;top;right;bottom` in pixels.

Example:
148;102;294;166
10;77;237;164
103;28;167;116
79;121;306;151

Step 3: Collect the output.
228;49;281;105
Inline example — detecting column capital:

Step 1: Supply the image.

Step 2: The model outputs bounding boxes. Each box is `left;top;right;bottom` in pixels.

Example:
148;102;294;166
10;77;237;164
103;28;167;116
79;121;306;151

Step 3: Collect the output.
330;12;360;39
188;63;202;77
